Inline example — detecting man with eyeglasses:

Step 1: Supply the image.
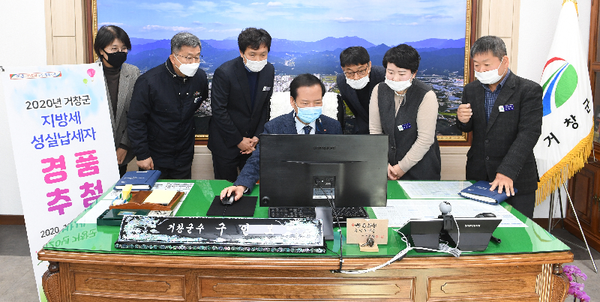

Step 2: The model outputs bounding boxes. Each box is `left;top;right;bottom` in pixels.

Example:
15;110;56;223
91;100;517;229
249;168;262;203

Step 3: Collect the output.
336;46;385;134
208;28;275;182
128;32;209;179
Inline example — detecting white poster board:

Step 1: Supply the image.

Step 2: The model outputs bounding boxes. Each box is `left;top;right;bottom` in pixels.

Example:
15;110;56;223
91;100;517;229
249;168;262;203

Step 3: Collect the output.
1;63;119;301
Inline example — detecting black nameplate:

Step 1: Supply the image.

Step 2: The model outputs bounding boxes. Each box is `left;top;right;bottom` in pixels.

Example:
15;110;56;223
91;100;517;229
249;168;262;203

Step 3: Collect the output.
115;215;326;253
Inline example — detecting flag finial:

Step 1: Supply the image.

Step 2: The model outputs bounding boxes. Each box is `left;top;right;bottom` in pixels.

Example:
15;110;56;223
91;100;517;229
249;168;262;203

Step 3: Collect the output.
563;0;579;16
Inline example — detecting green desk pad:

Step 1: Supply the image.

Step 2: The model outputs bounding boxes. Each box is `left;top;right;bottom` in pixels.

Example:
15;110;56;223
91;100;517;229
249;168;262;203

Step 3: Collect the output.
44;180;570;258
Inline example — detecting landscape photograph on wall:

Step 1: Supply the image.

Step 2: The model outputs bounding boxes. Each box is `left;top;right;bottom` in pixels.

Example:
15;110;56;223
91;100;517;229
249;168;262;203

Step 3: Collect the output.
97;0;469;138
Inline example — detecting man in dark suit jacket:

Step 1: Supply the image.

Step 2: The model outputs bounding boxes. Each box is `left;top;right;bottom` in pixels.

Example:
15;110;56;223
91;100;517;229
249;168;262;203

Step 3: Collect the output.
220;74;342;200
336;46;385;134
457;36;543;218
208;28;275;182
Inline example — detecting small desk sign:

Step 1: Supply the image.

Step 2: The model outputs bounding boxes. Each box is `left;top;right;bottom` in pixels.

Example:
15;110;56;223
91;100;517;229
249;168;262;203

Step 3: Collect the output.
346;218;388;245
115;216;326;254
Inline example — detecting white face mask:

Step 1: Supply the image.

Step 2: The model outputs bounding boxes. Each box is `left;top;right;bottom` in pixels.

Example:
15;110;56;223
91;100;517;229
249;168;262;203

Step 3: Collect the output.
175;55;199;77
475;58;506;84
347;75;370;90
385;77;412;92
244;55;267;72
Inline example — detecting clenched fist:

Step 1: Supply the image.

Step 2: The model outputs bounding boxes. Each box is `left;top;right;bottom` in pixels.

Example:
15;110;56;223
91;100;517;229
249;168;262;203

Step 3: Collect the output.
457;103;473;124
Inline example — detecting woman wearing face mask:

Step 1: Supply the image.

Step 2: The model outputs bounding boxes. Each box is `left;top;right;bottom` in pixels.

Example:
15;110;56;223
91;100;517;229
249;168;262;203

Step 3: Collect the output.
94;25;140;177
369;44;441;180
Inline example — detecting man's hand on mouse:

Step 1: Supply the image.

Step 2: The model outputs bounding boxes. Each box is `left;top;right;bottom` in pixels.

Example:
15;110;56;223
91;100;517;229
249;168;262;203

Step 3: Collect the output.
220;185;246;202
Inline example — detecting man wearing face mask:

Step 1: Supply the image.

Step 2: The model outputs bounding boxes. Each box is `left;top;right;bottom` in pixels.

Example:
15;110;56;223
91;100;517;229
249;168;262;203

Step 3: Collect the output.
457;36;543;219
208;28;275;183
369;44;441;181
220;74;342;200
336;46;385;134
128;32;209;179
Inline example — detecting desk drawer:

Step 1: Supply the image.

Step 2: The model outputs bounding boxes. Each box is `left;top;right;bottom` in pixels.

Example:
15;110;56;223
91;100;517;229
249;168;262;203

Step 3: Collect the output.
197;269;415;301
67;264;187;301
426;265;541;302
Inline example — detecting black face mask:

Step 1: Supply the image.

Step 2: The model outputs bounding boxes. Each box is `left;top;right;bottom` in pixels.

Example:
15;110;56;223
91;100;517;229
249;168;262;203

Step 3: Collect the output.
104;51;127;68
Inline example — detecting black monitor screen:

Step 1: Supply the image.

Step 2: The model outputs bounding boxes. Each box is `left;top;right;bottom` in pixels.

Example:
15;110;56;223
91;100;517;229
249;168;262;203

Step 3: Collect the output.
259;134;388;208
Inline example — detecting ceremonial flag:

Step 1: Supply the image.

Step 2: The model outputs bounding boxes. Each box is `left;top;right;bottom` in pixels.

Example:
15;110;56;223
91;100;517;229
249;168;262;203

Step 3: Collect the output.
534;0;594;205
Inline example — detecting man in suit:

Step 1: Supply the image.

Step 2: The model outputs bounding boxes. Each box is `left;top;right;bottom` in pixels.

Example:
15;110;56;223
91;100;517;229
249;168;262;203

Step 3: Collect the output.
208;28;275;182
220;73;342;200
128;32;209;179
457;36;543;218
336;46;385;134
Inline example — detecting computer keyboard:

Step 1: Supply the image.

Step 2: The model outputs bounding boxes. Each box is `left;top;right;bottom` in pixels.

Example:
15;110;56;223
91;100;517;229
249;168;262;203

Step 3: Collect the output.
333;206;368;221
269;206;368;222
269;207;316;219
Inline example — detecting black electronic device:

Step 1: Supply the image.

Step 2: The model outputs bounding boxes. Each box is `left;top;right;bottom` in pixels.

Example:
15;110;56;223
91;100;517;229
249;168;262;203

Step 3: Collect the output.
259;134;388;208
206;196;257;217
221;192;236;205
409;201;502;251
409;217;501;251
475;212;496;218
259;134;388;240
269;207;317;219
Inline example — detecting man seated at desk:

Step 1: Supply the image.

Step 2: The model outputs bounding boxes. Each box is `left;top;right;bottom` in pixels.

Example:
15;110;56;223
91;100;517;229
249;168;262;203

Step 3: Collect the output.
220;73;342;200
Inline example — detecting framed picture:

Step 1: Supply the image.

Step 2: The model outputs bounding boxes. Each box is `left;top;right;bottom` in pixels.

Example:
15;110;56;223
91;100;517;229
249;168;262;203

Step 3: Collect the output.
92;0;474;143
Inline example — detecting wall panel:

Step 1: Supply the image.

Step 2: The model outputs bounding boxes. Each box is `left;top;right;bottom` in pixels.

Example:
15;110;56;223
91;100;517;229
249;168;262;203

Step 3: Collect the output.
45;0;87;65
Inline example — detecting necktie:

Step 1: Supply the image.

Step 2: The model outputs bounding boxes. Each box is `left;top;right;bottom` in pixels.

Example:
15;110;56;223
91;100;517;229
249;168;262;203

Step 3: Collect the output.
302;125;312;134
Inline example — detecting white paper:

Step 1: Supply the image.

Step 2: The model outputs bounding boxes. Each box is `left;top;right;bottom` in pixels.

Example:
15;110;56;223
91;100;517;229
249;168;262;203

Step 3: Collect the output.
398;181;473;198
371;198;526;228
153;182;194;215
76;190;119;224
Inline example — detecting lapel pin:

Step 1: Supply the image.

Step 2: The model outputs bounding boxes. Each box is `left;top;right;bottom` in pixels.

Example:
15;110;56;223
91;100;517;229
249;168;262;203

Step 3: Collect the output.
499;104;514;112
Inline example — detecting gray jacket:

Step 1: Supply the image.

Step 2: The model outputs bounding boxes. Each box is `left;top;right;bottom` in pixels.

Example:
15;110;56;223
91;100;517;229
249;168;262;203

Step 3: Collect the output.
103;62;140;166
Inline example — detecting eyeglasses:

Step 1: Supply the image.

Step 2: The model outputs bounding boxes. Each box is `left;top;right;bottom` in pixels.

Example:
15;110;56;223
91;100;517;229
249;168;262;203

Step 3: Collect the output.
176;54;202;63
105;47;128;53
343;67;369;78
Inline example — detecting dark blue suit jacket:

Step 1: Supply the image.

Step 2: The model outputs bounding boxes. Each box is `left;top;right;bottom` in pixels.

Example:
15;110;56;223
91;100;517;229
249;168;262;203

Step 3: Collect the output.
234;111;342;192
208;56;274;158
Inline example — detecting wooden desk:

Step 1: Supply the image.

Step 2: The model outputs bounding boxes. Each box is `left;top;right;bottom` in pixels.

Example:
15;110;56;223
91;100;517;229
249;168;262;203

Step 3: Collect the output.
38;180;573;301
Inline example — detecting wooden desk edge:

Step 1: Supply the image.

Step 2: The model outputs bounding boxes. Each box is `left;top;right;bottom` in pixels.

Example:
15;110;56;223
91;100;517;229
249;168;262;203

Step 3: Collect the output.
38;249;573;270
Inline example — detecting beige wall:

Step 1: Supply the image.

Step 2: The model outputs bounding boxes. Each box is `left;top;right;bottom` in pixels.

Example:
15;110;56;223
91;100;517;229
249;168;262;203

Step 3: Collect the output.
43;0;525;181
477;0;521;72
45;0;87;65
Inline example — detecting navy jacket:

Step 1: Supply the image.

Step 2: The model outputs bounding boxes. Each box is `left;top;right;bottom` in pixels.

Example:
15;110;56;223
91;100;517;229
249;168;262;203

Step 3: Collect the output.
336;65;385;134
208;56;275;158
127;59;209;168
234;111;342;192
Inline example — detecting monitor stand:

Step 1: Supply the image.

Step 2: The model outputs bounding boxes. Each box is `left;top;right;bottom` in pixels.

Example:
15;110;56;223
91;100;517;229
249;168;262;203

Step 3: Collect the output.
315;207;333;240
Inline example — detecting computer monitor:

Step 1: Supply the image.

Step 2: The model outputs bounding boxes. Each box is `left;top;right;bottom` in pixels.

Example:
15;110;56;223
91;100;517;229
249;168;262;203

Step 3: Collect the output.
259;134;388;209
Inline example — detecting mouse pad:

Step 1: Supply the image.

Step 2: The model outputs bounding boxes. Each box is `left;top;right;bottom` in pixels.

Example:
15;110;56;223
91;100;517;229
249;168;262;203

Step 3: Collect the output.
206;196;257;217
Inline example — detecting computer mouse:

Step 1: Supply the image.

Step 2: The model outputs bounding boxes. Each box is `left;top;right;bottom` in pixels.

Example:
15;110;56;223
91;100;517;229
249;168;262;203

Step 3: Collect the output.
475;212;496;218
221;192;235;205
